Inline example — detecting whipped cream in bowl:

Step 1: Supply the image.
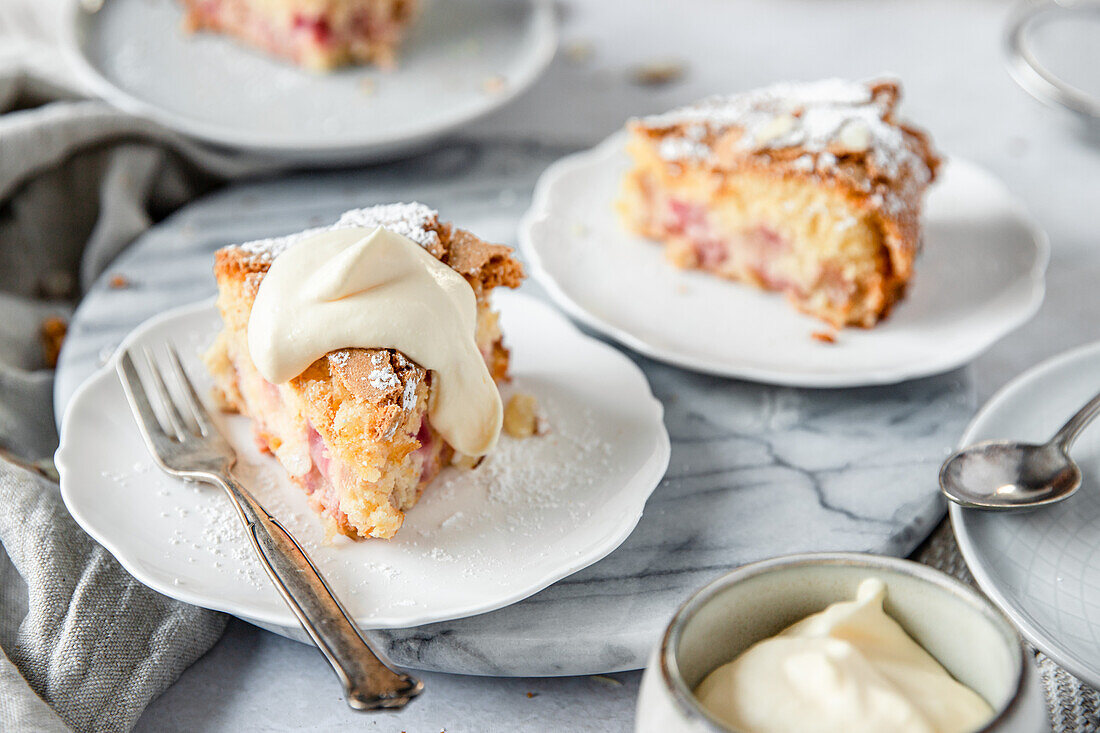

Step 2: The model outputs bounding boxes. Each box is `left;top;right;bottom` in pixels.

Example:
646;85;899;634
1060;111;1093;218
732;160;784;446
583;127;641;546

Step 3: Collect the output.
636;553;1045;733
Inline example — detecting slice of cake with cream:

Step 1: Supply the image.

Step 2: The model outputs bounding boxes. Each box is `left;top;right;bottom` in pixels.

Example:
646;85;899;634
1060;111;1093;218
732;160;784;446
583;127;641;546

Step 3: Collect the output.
204;203;524;539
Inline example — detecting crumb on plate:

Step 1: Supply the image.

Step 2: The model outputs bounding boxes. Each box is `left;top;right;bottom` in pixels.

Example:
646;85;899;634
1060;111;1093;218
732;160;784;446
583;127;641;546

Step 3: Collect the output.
503;393;541;438
482;75;507;94
451;453;486;470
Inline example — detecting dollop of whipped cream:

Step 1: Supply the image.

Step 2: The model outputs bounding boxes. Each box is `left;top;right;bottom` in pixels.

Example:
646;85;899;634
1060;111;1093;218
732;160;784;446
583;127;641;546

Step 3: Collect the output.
694;578;994;733
247;225;502;457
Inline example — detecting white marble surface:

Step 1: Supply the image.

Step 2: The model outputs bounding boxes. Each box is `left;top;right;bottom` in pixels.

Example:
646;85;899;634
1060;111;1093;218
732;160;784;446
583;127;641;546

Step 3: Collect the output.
54;141;971;676
54;0;1100;729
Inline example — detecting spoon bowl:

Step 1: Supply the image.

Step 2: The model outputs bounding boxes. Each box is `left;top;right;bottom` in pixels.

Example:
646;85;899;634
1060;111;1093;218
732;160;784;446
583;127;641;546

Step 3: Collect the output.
941;388;1100;511
940;440;1082;510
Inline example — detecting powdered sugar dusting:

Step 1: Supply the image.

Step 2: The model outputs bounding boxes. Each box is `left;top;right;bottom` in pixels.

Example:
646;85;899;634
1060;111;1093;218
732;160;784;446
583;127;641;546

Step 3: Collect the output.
421;385;611;541
99;466;268;590
367;351;420;411
657;136;710;162
401;375;419;411
640;78;928;182
237;225;329;262
335;203;440;248
235;202;440;262
368;368;400;391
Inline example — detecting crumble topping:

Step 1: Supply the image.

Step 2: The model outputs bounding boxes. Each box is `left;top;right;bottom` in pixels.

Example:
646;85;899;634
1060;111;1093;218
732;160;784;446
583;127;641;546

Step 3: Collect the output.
326;348;426;441
658;136;710;162
637;78;932;184
335;202;441;249
328;348;424;412
225;202;524;290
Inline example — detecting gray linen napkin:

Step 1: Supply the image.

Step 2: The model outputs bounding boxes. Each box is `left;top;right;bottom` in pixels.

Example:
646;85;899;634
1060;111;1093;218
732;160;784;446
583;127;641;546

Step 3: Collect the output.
0;66;273;732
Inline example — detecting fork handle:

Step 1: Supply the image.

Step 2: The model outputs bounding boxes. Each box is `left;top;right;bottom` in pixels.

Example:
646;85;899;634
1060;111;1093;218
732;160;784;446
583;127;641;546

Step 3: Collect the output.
213;472;423;710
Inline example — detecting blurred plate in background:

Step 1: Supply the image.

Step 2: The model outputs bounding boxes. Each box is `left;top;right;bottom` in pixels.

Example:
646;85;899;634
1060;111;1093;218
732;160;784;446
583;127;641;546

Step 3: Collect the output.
1006;0;1100;120
62;0;556;163
953;341;1100;689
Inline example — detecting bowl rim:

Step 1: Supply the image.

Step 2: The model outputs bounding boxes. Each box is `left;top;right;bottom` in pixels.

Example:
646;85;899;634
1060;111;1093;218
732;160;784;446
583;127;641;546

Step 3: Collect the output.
657;552;1026;733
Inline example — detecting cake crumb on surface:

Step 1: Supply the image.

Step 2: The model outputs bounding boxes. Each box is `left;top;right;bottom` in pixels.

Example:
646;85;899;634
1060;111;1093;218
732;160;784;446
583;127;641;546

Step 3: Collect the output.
109;274;131;289
812;330;837;344
630;58;686;87
503;393;542;438
40;316;67;368
564;40;594;64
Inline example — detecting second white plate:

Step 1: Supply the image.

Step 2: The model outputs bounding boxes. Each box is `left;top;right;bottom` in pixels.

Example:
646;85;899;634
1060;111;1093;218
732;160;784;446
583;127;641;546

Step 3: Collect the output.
952;341;1100;689
63;0;556;162
520;134;1048;387
55;291;670;632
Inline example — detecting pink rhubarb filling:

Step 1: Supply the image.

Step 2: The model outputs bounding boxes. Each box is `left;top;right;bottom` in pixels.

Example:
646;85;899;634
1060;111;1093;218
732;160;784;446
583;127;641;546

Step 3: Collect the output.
662;197;858;302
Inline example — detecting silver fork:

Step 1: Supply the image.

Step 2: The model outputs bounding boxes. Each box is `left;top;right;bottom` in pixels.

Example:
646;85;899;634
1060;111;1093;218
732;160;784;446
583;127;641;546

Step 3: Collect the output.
117;344;423;711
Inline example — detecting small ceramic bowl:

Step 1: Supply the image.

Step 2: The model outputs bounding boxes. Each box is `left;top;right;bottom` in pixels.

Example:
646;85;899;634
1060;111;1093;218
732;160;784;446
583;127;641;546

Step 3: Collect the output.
636;552;1048;733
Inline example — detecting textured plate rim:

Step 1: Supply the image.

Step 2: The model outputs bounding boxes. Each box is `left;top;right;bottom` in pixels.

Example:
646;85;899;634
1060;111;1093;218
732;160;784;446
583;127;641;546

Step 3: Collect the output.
55;293;671;629
950;339;1100;690
59;0;558;156
519;132;1050;388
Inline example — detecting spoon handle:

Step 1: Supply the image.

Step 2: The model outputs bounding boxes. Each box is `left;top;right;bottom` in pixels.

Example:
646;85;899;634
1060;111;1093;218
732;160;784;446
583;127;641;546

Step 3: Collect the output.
1053;389;1100;451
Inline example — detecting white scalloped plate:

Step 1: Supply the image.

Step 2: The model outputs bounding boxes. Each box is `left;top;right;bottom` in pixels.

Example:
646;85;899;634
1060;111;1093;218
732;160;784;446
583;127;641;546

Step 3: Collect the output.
952;341;1100;689
520;133;1049;387
55;291;670;631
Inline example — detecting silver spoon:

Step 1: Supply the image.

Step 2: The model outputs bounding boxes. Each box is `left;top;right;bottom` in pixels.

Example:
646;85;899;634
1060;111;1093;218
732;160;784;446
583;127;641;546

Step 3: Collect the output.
940;390;1100;510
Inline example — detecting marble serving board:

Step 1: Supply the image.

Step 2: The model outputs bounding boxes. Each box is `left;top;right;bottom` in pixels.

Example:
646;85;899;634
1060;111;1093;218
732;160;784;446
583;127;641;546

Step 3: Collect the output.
55;140;975;677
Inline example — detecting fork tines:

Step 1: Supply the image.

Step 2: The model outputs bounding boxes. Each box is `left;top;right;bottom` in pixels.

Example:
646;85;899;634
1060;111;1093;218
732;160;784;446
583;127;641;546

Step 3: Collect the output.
116;344;220;453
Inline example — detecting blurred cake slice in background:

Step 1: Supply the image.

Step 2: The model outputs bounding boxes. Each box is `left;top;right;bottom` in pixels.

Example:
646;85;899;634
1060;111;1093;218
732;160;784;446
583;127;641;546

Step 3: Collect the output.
618;78;941;328
182;0;419;70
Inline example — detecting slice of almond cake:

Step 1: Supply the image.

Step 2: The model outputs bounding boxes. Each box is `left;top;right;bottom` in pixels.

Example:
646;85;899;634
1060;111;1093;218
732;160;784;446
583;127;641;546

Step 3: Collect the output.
619;78;941;328
204;203;524;539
